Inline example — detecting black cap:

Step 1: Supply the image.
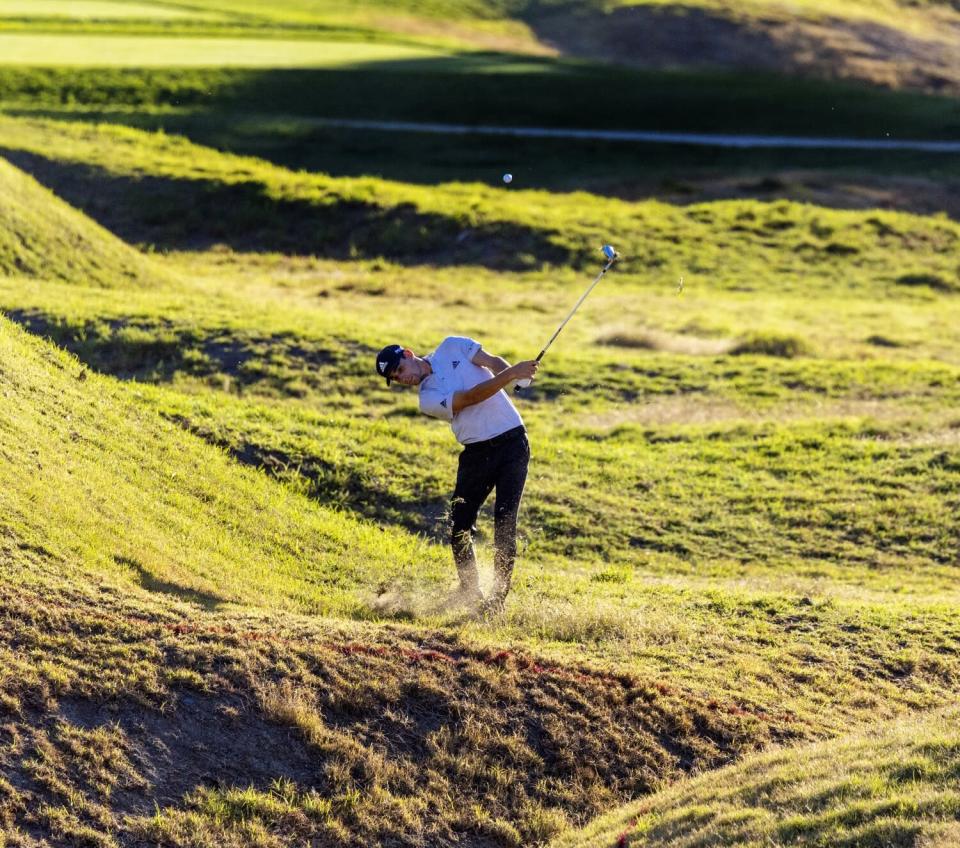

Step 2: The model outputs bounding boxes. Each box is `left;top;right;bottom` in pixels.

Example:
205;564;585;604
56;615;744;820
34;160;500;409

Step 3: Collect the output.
375;344;404;385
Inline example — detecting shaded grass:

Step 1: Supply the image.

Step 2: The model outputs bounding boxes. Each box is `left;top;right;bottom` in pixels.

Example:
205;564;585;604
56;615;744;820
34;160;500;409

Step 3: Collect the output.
2;115;960;282
15;107;960;205
1;63;959;139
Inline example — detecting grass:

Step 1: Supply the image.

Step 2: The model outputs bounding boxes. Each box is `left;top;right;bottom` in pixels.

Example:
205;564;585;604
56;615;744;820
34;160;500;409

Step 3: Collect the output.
0;0;223;19
0;543;761;847
0;14;959;842
2;115;960;278
2;64;958;139
551;708;960;847
0;34;448;67
0;155;172;287
1;129;960;734
0;314;446;618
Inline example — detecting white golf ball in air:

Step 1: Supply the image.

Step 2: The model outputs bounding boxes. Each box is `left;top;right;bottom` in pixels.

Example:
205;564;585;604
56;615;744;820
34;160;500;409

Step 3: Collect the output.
503;173;513;184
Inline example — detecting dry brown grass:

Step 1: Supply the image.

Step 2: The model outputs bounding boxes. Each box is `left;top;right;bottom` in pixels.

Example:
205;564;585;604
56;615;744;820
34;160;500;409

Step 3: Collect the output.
0;547;784;847
595;328;734;356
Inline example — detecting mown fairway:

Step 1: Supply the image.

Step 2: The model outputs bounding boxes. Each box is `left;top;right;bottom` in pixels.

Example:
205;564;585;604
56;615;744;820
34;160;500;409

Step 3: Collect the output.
0;2;958;846
0;34;447;66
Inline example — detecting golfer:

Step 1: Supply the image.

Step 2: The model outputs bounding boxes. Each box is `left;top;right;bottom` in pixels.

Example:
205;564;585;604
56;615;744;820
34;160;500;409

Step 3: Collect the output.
375;338;539;613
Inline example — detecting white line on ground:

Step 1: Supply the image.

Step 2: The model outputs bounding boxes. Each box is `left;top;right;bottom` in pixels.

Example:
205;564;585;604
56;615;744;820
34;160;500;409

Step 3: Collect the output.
312;117;960;153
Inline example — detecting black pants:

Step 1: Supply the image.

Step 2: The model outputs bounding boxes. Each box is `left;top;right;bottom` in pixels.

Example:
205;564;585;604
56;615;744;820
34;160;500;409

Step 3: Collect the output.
450;426;530;598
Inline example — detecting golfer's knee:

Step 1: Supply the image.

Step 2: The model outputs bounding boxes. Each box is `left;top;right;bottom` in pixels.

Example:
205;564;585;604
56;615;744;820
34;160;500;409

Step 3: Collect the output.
494;504;519;528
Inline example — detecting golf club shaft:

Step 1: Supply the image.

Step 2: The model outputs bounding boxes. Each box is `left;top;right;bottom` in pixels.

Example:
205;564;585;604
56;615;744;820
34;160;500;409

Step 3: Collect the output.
513;252;619;392
535;256;617;362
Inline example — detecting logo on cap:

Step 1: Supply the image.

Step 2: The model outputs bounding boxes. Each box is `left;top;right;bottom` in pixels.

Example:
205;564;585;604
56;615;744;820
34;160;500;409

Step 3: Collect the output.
375;344;404;385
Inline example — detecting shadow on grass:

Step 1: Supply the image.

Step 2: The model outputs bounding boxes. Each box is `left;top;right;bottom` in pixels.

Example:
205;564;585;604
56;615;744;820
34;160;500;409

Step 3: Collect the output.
0;148;569;268
4;308;451;537
115;554;226;611
3;309;363;386
2;61;957;136
167;419;452;543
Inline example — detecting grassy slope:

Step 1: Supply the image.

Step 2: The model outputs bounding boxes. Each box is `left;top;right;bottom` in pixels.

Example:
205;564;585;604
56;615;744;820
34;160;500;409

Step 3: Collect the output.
2;115;959;275
0;156;172;288
1;123;959;733
1;264;959;847
0;524;756;848
551;708;960;847
3;1;959;213
1;113;960;845
0;312;445;616
0;305;900;848
17;0;953;33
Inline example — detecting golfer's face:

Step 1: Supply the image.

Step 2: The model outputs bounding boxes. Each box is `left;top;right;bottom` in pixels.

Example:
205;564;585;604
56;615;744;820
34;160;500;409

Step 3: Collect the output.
391;354;422;386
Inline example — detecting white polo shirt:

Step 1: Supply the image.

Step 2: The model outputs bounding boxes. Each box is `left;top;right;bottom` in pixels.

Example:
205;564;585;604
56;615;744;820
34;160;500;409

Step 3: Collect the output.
419;336;524;445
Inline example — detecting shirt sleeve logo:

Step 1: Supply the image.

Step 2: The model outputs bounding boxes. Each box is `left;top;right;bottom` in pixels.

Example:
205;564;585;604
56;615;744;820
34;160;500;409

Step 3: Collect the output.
452;361;460;369
440;399;448;408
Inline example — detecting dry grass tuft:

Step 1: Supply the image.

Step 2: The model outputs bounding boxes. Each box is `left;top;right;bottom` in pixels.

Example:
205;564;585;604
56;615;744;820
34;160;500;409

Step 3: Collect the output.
596;328;733;356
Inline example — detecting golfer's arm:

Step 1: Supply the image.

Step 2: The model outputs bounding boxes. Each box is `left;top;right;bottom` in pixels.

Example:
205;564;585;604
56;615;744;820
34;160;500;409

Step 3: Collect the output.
472;349;510;375
452;370;515;415
483;355;510;375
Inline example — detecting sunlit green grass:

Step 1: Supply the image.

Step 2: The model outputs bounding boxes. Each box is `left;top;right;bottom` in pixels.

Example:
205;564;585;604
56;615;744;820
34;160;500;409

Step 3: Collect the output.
0;4;958;844
0;315;447;618
2;115;959;279
0;0;219;18
0;33;447;66
1;108;960;846
0;156;173;288
3;302;960;742
552;707;960;847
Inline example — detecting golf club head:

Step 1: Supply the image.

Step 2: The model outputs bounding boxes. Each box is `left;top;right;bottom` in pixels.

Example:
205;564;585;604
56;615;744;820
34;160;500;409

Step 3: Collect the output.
601;244;620;262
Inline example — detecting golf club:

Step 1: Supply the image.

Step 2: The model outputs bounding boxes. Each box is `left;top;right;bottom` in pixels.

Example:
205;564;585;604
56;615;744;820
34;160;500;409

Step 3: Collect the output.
513;244;621;390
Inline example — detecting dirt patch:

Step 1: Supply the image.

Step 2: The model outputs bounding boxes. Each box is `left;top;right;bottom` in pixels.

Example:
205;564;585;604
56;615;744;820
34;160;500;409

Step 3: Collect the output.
597;328;734;356
0;566;797;847
527;4;960;94
57;694;323;816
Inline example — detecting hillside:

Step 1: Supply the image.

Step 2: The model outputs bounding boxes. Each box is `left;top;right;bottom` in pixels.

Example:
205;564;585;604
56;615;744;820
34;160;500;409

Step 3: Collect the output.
1;311;959;846
3;0;959;219
2;115;959;277
0;156;171;288
0;312;446;615
0;48;959;846
2;120;960;726
551;707;960;847
0;317;809;846
2;0;958;93
522;0;960;94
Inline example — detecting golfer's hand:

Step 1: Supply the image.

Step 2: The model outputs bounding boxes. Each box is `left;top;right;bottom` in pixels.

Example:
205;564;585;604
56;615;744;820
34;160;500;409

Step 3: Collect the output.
509;360;540;383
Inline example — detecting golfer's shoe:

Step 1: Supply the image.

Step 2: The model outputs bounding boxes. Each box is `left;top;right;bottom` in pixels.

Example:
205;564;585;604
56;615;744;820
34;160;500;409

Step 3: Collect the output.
477;592;507;619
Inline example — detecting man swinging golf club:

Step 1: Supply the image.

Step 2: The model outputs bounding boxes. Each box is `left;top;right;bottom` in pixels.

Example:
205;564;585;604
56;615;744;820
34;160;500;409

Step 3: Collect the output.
373;244;620;615
375;338;539;614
